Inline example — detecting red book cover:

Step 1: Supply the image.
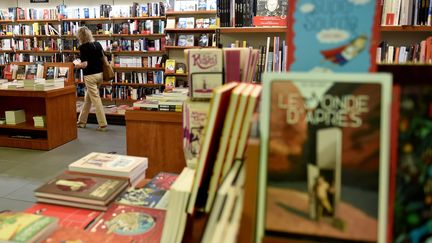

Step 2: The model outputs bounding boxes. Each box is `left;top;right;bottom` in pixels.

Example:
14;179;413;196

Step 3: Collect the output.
25;203;101;229
43;227;116;243
145;172;179;190
387;85;400;243
253;0;289;26
223;49;241;83
89;204;165;243
286;0;381;72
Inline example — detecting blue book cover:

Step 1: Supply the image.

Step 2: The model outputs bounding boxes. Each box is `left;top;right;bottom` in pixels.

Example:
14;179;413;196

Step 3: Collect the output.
287;0;379;72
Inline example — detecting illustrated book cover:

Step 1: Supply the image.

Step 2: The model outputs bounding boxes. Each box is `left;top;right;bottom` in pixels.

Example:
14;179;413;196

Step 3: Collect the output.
253;0;289;26
42;227;116;243
183;99;210;159
89;204;166;243
186;49;223;100
34;171;129;206
286;0;380;72
0;212;58;243
146;171;180;190
25;64;37;79
68;152;148;178
25;203;102;229
116;187;169;209
257;72;392;243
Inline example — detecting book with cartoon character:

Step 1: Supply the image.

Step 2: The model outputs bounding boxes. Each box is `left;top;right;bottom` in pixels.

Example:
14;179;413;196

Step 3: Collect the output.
286;0;380;72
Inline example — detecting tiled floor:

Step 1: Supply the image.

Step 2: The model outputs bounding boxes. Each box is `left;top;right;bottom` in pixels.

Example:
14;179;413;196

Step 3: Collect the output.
0;124;126;212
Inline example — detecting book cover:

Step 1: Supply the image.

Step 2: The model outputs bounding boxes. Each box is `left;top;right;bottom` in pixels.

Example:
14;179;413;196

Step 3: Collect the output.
57;67;69;79
116;187;169;209
186;49;223;99
16;64;26;80
165;76;176;90
165;59;176;74
89;204;165;243
258;72;392;243
287;0;380;72
25;203;101;229
183;99;210;159
0;212;58;242
35;171;129;205
146;172;179;190
25;64;37;79
253;0;289;26
45;66;56;79
68;152;148;178
42;227;116;243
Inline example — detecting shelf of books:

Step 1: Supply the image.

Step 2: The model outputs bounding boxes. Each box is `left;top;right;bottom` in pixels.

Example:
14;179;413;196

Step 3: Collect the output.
165;28;217;33
380;26;432;32
113;67;165;71
165;46;216;49
166;10;217;16
109;51;165;55
219;27;287;33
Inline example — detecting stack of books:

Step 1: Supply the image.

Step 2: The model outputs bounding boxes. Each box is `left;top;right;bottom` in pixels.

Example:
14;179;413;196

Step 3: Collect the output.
160;167;195;243
0;212;58;242
68;152;148;188
133;88;188;112
33;115;46;127
23;79;35;89
5;109;26;125
34;171;129;211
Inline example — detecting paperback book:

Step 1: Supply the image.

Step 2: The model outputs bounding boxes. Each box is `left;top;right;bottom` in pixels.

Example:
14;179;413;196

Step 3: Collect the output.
89;204;165;243
258;72;392;243
287;0;380;72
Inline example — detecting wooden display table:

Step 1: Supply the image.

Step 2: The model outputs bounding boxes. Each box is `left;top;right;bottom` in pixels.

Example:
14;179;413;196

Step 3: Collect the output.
125;110;186;178
0;86;77;150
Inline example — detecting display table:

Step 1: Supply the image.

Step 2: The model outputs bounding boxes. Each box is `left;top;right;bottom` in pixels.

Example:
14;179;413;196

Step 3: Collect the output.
125;110;186;178
0;86;77;150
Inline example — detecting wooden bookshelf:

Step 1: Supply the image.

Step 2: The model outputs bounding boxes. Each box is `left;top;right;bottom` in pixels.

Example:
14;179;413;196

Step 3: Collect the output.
380;26;432;32
165;72;188;76
0;35;14;39
0;86;76;150
61;17;112;22
110;34;166;38
166;10;217;16
165;28;218;33
110;16;166;21
0;50;14;53
16;19;61;24
14;35;62;38
220;27;287;33
113;67;165;71
165;46;217;49
62;16;165;22
108;50;166;55
111;83;165;87
125;110;185;178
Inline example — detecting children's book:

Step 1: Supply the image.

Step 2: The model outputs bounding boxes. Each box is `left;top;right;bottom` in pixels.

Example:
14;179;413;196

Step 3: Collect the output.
286;0;380;72
257;72;392;243
0;212;58;243
89;204;165;243
25;203;101;229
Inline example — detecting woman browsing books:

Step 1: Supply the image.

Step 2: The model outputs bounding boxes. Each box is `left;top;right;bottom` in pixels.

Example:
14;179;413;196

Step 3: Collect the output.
75;27;108;132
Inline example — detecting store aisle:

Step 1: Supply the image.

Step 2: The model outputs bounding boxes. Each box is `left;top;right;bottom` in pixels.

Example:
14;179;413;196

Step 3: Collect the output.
0;124;126;211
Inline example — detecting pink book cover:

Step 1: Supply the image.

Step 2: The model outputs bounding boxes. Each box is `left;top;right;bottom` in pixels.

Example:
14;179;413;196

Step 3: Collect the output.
224;49;241;83
90;204;165;243
25;203;101;229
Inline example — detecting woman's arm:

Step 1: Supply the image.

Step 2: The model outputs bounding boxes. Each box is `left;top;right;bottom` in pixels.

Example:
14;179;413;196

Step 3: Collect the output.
75;61;88;69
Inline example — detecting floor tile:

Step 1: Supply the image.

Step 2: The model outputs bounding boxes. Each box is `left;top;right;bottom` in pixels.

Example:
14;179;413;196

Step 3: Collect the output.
5;182;42;202
0;176;31;197
0;198;34;211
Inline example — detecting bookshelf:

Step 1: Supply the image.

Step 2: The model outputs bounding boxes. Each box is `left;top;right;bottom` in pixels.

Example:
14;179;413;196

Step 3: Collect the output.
166;10;217;16
219;27;287;33
113;67;164;71
165;72;188;76
165;46;216;49
0;86;76;150
165;28;217;33
380;26;432;32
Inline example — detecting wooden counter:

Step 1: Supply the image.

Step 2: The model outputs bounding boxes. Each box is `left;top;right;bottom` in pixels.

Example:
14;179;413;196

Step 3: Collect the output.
125;110;186;178
0;86;77;150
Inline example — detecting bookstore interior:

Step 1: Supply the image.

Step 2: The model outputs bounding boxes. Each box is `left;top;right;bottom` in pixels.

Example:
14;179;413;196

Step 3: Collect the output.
0;0;431;242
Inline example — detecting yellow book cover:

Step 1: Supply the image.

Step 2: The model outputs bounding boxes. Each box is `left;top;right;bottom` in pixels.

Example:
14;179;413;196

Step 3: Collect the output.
165;76;176;90
0;212;57;242
165;59;176;74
